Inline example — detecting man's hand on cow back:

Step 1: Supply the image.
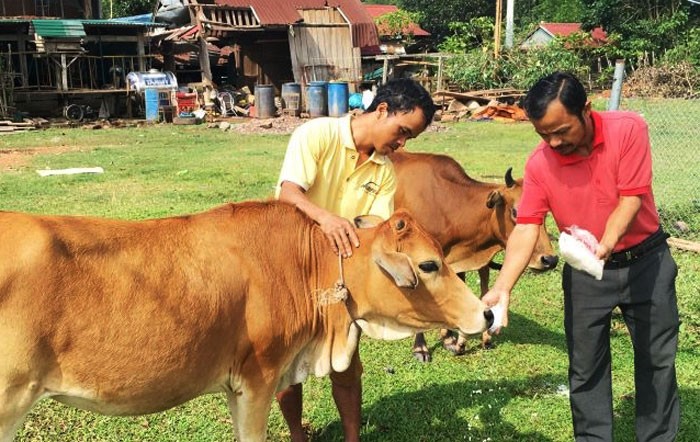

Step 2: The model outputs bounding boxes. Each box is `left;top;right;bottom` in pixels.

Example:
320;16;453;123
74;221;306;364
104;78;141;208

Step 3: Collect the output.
481;287;510;334
318;212;360;258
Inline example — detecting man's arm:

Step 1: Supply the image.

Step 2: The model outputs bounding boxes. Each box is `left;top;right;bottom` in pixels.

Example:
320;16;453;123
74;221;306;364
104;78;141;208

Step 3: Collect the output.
481;223;541;330
279;181;359;258
596;195;643;260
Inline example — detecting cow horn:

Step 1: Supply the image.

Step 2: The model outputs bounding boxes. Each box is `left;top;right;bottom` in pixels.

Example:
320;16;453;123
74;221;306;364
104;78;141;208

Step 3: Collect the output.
505;167;515;188
374;250;418;289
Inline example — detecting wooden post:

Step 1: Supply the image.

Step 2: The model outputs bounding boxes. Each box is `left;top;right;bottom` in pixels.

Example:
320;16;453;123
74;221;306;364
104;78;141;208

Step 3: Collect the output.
61;54;68;90
18;35;29;88
382;56;388;85
436;55;444;92
137;34;146;71
198;36;213;86
494;0;502;58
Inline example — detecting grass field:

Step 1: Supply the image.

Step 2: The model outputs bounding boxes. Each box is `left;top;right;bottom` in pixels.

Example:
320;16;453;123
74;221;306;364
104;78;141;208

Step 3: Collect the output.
0;116;698;441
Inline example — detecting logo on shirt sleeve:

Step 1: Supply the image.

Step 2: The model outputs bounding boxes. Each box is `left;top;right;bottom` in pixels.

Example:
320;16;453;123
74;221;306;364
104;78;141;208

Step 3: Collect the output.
361;181;380;195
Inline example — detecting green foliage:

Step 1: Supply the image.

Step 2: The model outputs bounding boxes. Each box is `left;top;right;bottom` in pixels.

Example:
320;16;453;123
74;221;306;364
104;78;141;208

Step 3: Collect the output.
438;18;494;54
397;0;493;41
443;39;590;91
516;0;584;24
662;26;700;69
581;1;696;63
101;0;153;19
374;9;423;41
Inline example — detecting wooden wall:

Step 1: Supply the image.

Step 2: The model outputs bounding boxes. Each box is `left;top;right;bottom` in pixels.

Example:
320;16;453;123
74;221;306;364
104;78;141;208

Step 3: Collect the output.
288;8;362;85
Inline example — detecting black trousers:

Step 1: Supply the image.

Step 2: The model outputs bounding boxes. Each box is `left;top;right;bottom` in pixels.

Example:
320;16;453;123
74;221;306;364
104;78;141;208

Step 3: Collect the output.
562;244;680;442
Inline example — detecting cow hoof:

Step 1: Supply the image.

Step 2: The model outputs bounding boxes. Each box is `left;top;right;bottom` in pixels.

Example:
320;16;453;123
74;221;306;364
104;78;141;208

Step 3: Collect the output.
412;346;432;363
442;334;467;356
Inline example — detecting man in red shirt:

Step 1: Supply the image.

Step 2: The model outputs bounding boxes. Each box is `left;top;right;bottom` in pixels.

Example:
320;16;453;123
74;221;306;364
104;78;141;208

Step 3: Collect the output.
483;72;679;441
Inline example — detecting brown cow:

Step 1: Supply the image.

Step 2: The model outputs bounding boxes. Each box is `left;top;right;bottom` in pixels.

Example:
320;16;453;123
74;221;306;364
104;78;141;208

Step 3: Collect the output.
390;151;558;360
0;201;491;442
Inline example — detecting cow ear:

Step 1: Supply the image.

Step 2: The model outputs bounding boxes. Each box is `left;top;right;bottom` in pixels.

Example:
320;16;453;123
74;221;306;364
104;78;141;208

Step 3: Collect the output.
354;215;384;229
486;190;504;209
373;249;418;289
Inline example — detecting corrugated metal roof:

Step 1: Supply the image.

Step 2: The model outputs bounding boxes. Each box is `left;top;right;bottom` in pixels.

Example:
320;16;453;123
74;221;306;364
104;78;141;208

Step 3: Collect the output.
83;19;166;28
540;23;607;42
32;19;86;38
215;0;379;48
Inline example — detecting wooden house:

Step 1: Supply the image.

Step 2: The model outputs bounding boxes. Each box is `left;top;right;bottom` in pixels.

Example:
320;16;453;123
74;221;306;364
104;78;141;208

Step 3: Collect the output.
520;22;607;49
0;0;164;117
154;0;380;92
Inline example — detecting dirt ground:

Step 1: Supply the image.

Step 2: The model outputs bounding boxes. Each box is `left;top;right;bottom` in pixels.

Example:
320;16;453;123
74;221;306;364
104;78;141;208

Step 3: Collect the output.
0;145;83;171
221;113;448;135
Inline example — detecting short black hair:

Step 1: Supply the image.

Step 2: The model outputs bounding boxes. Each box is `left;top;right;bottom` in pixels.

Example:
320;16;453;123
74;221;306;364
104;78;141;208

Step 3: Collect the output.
365;78;436;129
523;71;588;121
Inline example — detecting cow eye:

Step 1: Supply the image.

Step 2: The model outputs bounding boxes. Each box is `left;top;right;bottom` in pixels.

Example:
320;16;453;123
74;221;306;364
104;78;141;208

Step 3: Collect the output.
418;260;440;273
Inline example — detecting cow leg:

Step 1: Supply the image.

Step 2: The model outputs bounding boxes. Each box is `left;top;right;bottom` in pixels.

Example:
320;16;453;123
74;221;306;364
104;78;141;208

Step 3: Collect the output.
478;265;494;349
226;382;276;442
0;377;44;442
276;383;308;442
411;333;431;362
439;271;470;356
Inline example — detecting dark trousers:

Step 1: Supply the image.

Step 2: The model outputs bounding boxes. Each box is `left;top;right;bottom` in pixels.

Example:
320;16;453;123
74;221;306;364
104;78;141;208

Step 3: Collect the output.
562;244;680;442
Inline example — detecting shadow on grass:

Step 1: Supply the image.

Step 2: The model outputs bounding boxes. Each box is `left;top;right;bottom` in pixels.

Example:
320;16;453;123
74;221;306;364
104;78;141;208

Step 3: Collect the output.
310;374;567;442
613;385;700;442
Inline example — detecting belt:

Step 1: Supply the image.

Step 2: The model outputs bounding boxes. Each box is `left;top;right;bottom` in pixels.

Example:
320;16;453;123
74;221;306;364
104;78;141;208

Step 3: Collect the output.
605;228;669;269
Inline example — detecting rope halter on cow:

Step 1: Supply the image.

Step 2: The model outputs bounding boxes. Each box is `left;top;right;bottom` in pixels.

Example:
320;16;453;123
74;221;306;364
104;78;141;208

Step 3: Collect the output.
316;253;349;305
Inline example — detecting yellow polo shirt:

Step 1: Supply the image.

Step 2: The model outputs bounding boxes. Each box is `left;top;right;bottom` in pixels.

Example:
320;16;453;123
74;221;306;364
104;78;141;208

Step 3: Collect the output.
276;115;395;220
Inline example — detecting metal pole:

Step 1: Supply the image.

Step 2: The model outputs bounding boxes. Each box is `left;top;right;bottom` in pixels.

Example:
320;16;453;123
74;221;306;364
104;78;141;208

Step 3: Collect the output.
505;0;514;49
608;59;625;111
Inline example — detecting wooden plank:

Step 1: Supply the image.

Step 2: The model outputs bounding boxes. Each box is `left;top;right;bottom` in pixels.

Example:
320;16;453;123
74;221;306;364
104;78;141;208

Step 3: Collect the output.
667;237;700;253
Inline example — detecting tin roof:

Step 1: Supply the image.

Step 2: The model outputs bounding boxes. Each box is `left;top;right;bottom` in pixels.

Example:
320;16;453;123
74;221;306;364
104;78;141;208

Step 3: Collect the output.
538;22;607;42
215;0;378;48
32;19;86;38
364;4;430;37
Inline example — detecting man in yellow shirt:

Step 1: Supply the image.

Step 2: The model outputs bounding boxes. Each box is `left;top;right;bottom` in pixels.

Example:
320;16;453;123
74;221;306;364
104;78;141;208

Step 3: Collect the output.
276;78;435;441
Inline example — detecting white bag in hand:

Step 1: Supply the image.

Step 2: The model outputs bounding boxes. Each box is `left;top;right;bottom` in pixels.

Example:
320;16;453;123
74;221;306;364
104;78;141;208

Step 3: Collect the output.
559;226;604;280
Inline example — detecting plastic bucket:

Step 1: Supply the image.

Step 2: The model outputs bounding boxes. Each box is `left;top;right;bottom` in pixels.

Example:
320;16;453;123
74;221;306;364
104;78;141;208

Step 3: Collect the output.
254;84;276;118
281;82;301;117
144;88;159;121
306;81;328;117
328;82;349;117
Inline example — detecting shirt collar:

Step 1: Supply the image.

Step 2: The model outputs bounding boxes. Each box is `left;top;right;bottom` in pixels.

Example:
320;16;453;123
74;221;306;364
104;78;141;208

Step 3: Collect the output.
549;111;604;166
340;114;387;165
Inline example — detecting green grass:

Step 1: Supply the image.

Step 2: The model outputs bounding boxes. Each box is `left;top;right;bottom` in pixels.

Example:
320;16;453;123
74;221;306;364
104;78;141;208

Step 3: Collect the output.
1;114;698;441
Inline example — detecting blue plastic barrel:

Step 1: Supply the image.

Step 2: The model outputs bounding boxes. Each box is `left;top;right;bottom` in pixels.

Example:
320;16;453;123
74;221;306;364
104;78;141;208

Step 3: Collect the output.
328;82;349;117
144;88;159;121
281;82;302;117
306;81;328;117
254;84;276;119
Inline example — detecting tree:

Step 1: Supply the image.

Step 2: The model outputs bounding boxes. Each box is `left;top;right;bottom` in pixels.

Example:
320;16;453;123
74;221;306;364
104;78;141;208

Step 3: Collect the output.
516;0;584;24
580;0;698;62
102;0;154;19
397;0;494;41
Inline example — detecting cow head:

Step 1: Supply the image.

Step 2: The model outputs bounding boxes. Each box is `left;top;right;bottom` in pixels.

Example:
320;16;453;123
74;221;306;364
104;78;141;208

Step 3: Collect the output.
346;210;492;340
484;168;558;271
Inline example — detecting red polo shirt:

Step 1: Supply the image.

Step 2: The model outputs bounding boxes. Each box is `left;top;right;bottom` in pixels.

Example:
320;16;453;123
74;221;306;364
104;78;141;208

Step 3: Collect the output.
517;111;659;251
